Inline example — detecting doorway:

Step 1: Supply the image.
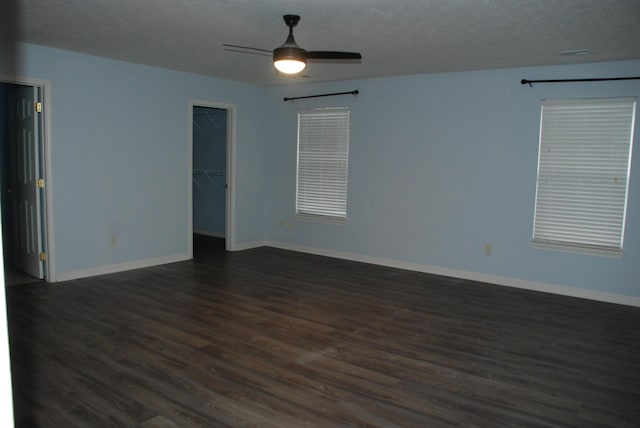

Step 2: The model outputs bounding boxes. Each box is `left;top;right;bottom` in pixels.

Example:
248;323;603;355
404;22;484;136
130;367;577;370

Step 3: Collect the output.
0;81;49;285
190;103;233;257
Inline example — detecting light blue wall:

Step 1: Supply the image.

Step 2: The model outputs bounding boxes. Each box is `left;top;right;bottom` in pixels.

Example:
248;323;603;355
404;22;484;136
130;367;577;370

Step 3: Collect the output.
264;60;640;298
5;41;640;300
193;107;227;237
8;44;267;275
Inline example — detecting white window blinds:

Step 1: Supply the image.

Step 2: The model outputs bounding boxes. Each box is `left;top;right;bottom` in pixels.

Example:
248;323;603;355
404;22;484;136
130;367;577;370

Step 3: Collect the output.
533;97;636;252
296;107;350;221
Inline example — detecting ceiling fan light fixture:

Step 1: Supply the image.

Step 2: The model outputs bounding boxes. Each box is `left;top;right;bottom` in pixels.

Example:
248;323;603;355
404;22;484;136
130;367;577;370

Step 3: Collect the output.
273;46;306;74
274;59;306;74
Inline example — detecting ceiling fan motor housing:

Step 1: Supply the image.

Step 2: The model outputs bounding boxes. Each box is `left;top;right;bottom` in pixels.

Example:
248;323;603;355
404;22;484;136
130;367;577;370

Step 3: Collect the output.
273;46;306;63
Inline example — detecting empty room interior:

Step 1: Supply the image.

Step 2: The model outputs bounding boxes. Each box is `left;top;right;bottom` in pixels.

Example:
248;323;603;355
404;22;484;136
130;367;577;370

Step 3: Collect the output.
1;1;640;426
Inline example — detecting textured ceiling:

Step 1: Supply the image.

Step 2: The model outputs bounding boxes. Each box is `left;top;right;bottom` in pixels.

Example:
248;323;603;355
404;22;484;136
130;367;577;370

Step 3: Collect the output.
8;0;640;86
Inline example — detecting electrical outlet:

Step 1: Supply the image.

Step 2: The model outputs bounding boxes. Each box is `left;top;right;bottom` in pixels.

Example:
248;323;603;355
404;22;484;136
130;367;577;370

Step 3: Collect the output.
484;243;492;256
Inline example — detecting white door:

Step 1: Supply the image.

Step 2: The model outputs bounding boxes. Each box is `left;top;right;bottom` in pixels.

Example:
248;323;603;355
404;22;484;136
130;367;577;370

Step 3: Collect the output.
8;85;44;279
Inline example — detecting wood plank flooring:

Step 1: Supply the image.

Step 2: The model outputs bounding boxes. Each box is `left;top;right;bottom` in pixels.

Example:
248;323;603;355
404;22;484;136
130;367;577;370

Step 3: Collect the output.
6;236;640;427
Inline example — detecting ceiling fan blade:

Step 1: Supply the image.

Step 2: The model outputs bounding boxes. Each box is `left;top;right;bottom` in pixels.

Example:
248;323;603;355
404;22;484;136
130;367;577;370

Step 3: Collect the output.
222;44;272;57
224;48;271;57
306;51;362;60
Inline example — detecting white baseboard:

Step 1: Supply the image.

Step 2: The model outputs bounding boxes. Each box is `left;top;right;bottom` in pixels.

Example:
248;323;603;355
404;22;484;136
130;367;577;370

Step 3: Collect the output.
52;240;640;308
55;253;192;282
55;241;263;282
265;240;640;308
230;240;266;251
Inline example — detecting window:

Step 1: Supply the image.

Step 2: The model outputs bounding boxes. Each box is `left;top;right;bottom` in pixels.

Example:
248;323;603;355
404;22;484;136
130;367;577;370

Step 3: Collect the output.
532;97;636;254
296;107;350;222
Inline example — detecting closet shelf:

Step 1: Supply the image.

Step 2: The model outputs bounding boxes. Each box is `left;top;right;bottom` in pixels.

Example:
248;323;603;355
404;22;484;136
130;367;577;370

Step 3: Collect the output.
193;169;226;176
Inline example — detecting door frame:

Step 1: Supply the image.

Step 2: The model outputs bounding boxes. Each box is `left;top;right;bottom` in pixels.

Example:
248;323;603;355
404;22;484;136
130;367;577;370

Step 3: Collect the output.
0;74;55;281
188;100;236;254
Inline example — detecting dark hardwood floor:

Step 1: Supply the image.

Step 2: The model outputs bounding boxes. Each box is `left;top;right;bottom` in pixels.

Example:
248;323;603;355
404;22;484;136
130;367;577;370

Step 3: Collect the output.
6;235;640;427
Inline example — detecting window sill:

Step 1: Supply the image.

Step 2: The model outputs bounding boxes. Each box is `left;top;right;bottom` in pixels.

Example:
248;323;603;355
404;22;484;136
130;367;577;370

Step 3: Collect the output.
530;240;623;258
296;213;347;224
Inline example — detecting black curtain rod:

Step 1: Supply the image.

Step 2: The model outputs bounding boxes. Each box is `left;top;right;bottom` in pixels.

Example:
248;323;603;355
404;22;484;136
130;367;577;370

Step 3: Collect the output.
521;76;640;86
283;90;359;102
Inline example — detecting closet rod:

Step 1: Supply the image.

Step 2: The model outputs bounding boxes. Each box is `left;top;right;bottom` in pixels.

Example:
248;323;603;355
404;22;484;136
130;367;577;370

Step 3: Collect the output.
521;76;640;86
283;90;359;102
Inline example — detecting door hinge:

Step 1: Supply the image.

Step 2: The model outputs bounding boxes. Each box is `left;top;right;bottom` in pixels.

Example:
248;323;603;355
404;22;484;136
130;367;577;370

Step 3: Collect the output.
39;252;47;262
36;102;43;113
37;178;45;189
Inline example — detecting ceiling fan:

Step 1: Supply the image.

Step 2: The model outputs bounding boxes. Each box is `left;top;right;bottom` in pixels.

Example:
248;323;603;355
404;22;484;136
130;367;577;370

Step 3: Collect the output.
223;14;362;75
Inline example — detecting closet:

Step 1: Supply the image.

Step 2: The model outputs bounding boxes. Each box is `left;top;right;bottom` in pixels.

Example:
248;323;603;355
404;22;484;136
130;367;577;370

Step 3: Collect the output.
192;107;227;239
